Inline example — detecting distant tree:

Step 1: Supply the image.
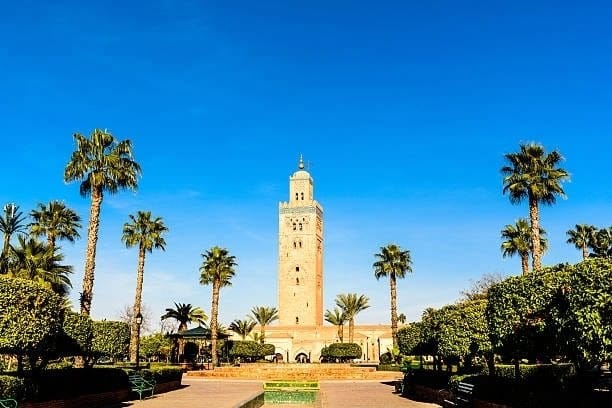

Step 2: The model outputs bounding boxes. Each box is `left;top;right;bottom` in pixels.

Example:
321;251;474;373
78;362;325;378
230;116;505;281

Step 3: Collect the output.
324;308;347;342
250;306;279;343
566;224;597;261
229;319;256;340
335;293;370;343
0;203;27;272
398;313;407;324
373;244;413;348
199;246;237;367
121;210;168;363
119;303;153;335
29;200;81;252
501;219;547;275
502;143;569;270
64;129;141;315
461;272;505;301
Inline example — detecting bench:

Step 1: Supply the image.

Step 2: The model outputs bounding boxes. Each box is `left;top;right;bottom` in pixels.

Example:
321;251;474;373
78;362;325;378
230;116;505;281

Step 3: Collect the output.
129;373;156;400
0;399;18;408
443;382;475;407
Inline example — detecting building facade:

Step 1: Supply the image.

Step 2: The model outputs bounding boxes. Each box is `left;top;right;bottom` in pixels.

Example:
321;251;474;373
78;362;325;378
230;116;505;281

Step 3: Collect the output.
246;157;392;362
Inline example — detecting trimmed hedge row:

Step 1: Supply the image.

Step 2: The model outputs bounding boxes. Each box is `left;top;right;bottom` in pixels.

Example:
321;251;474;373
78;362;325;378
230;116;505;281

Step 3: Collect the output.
0;366;182;401
320;343;362;360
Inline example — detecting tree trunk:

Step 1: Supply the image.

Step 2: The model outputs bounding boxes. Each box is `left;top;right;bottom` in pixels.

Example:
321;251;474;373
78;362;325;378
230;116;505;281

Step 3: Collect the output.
390;272;398;349
260;325;265;344
129;245;146;362
582;244;588;261
529;196;542;271
177;324;186;362
210;279;220;367
81;187;103;315
349;318;355;343
2;233;10;259
48;234;56;254
338;324;344;342
521;252;529;275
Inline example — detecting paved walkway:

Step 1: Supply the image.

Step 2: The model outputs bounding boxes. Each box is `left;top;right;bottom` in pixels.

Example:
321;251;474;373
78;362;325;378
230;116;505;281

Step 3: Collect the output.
103;377;440;408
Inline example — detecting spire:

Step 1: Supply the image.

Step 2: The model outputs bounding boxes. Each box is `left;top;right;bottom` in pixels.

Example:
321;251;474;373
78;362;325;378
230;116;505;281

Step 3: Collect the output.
298;154;305;170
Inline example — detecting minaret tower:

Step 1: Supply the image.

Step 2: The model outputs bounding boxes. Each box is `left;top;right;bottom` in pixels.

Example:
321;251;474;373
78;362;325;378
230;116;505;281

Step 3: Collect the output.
278;156;323;326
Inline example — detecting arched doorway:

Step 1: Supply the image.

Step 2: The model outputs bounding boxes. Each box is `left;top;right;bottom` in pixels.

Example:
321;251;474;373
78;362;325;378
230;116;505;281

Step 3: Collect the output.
295;352;309;363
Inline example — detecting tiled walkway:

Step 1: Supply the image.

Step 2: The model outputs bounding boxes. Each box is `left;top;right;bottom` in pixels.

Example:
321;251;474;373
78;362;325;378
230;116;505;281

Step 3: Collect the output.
103;377;440;408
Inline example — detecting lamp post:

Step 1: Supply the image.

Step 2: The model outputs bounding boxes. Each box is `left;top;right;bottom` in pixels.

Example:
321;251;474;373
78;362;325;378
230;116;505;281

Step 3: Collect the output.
135;312;143;370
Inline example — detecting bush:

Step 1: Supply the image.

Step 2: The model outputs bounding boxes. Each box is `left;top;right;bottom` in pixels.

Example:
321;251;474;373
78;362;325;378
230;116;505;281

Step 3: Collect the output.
58;312;93;356
25;368;128;400
126;366;182;383
229;341;276;361
377;364;402;372
320;343;362;361
90;321;130;363
0;277;63;371
379;352;393;364
0;375;26;400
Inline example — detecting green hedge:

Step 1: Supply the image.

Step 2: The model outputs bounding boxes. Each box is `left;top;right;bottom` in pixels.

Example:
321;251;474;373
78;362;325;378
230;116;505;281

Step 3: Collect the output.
320;343;362;360
0;375;26;400
91;321;130;363
123;366;182;383
229;341;275;360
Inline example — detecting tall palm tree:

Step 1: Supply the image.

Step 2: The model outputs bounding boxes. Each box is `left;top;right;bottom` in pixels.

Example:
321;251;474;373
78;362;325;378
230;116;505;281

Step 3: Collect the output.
373;244;413;348
324;308;346;342
398;313;407;324
64;129;141;315
501;143;569;270
161;302;207;362
566;224;597;260
122;211;168;363
199;246;237;367
250;306;279;344
0;203;27;271
9;236;73;296
229;319;256;340
501;219;548;275
30;201;81;252
335;293;370;343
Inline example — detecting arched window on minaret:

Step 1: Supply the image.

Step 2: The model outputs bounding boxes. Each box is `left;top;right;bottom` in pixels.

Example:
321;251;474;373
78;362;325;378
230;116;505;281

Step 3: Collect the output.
296;277;299;285
301;192;304;200
299;223;303;231
295;317;299;324
293;223;297;231
293;241;297;249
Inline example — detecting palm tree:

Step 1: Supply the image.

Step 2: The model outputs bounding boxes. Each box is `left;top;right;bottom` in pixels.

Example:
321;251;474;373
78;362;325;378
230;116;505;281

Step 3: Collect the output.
590;227;612;258
64;129;141;315
501;219;548;275
501;143;569;270
199;246;237;367
324;308;346;342
566;224;597;260
29;201;81;252
122;211;168;363
250;306;279;344
373;244;413;348
335;293;370;343
161;302;207;362
9;236;73;296
0;203;27;271
398;313;407;324
229;319;256;340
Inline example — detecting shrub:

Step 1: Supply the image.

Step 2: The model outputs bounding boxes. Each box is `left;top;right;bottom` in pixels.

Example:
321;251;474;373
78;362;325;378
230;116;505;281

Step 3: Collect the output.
0;277;63;372
90;321;130;363
127;366;182;383
28;368;128;400
229;341;276;361
320;343;362;361
0;375;26;400
379;352;393;364
58;312;93;356
377;364;402;372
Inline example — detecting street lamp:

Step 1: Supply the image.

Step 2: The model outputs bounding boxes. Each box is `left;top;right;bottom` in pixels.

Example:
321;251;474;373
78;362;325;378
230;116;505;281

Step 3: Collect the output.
135;312;143;370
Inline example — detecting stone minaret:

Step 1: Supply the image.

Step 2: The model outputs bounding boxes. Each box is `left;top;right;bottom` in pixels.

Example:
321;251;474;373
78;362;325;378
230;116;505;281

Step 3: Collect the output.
278;156;323;326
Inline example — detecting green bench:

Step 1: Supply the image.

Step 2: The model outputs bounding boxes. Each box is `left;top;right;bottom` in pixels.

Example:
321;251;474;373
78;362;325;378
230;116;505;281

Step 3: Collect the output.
128;373;156;400
0;399;17;408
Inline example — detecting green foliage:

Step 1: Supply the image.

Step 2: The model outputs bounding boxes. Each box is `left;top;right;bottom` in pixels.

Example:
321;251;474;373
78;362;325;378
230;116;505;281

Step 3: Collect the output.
377;363;402;372
33;368;128;400
486;259;612;366
0;276;63;362
139;333;172;359
91;321;130;361
397;323;423;355
493;363;575;380
59;312;93;355
0;375;26;400
320;343;362;360
124;366;182;383
229;341;275;360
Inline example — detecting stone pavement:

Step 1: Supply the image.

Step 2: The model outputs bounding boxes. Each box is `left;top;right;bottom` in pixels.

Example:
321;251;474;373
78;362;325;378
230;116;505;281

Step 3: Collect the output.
103;377;440;408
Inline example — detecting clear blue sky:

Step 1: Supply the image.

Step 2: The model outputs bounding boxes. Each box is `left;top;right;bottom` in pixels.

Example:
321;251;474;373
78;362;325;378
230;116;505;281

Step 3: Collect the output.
1;1;611;331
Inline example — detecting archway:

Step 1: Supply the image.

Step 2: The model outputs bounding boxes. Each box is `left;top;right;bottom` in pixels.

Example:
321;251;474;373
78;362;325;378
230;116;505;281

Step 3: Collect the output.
295;352;309;363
